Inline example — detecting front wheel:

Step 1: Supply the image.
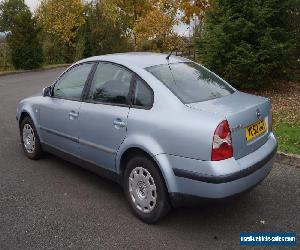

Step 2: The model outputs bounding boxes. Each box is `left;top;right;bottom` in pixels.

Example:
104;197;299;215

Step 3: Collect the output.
20;117;43;160
124;155;171;223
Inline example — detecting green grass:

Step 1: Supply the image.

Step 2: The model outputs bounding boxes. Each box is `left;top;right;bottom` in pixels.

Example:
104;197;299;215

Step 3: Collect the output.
274;122;300;154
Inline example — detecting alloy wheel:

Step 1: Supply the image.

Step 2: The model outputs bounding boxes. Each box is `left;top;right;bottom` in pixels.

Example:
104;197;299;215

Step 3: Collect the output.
22;124;36;153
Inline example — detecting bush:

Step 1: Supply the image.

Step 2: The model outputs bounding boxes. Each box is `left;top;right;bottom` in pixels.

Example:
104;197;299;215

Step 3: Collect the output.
195;0;299;89
7;9;43;70
42;37;69;65
0;41;12;70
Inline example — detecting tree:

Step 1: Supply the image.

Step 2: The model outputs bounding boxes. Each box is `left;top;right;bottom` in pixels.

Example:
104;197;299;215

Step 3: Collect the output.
115;0;150;26
133;8;178;51
84;0;133;55
37;0;85;46
37;0;85;62
179;0;210;24
0;0;28;31
7;9;43;69
133;0;183;51
195;0;299;89
115;0;151;45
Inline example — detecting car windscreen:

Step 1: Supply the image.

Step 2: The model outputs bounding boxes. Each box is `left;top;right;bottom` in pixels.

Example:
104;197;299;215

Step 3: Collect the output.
146;62;235;104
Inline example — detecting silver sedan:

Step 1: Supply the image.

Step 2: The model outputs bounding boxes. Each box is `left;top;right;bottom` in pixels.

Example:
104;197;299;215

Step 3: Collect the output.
16;52;277;223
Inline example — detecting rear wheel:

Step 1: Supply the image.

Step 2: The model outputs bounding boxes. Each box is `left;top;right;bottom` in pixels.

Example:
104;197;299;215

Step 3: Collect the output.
20;117;43;160
124;155;171;223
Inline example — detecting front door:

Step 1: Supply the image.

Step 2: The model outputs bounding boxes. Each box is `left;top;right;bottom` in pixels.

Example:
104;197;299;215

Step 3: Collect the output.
39;63;94;156
78;62;133;170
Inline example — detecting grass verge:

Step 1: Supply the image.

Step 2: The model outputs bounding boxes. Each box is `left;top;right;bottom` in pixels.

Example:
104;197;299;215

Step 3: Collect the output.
274;121;300;154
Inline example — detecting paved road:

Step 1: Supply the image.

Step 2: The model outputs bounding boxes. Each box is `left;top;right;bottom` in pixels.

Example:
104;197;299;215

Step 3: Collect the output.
0;69;299;249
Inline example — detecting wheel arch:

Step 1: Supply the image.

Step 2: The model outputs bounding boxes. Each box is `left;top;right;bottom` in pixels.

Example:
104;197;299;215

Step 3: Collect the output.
18;107;42;141
117;145;176;193
19;111;31;128
119;147;152;176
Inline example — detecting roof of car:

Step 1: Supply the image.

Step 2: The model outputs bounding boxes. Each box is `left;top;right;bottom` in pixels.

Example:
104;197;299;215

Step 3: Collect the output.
78;52;191;69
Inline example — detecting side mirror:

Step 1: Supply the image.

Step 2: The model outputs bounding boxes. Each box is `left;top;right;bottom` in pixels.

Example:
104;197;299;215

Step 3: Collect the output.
42;86;52;97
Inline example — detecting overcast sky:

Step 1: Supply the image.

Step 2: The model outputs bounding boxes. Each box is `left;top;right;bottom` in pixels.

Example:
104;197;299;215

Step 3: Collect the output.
24;0;39;10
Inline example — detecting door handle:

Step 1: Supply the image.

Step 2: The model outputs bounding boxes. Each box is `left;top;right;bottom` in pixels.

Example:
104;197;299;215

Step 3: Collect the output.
113;118;126;128
69;111;79;119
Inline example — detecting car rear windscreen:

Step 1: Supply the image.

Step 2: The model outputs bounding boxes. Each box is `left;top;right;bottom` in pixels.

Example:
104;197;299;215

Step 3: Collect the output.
146;62;235;104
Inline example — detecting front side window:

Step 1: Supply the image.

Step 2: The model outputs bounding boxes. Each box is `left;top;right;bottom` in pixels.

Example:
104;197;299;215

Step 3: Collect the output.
147;62;235;104
53;63;93;100
132;77;153;108
87;62;133;105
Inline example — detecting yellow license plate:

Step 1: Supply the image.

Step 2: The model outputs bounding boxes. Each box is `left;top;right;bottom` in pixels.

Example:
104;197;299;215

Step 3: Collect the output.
246;120;267;141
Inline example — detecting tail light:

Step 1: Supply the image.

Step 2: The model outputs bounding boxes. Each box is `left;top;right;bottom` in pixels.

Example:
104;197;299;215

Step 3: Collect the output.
211;120;233;161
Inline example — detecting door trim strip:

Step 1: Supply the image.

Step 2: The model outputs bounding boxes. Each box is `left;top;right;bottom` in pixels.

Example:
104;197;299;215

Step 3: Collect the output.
40;126;116;154
79;138;116;155
39;126;79;143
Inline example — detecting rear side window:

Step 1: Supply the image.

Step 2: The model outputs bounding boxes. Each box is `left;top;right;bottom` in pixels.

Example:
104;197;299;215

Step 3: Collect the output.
53;63;93;100
132;77;153;108
87;62;133;105
147;62;234;104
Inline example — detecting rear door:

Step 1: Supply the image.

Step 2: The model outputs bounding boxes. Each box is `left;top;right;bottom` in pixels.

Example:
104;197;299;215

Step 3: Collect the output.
39;63;94;155
78;62;133;171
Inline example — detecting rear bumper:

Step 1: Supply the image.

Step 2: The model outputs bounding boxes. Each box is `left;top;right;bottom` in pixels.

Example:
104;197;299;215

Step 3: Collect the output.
173;145;277;184
155;133;277;206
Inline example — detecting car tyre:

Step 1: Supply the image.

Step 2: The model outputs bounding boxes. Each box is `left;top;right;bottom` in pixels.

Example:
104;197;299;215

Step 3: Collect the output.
124;155;171;223
20;116;43;160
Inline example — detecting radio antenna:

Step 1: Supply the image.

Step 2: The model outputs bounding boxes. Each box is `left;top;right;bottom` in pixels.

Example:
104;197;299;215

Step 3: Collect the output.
166;51;173;62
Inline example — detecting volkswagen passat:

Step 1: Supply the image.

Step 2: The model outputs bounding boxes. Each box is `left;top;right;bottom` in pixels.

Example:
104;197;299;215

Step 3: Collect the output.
17;52;277;223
